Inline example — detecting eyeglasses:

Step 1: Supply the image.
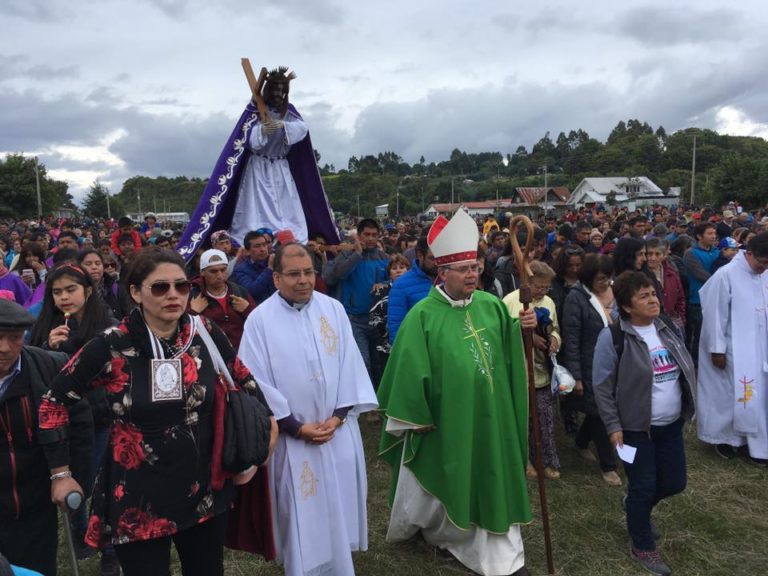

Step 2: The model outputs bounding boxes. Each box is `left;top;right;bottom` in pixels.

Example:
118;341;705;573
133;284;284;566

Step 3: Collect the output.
278;269;316;280
143;280;192;297
445;264;480;274
104;262;117;269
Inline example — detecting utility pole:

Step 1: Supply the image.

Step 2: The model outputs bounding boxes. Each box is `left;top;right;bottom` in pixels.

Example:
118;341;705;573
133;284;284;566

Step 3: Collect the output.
541;164;548;212
137;188;142;215
451;177;455;207
356;195;360;218
106;187;111;219
396;190;400;218
34;158;42;220
153;194;157;213
690;134;697;205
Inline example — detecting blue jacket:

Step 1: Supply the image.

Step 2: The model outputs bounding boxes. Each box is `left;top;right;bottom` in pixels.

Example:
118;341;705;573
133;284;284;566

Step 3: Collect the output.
683;245;719;304
232;258;275;304
323;248;388;315
387;262;433;344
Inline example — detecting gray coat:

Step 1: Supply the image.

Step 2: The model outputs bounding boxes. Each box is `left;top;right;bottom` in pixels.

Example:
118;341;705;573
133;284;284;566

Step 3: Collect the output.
592;317;696;435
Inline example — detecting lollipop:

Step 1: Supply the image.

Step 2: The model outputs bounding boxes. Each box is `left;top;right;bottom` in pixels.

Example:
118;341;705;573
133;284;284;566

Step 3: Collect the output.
64;312;71;327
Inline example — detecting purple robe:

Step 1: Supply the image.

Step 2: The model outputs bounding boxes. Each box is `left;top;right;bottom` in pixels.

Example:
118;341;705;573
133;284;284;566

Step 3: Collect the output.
0;271;32;305
177;102;339;262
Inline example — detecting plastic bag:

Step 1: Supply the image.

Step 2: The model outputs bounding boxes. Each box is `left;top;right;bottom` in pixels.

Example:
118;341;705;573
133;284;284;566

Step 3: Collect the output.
550;354;575;395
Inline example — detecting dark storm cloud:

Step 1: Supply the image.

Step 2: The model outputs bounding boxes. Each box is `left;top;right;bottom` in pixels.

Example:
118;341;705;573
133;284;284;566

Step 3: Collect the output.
614;5;743;46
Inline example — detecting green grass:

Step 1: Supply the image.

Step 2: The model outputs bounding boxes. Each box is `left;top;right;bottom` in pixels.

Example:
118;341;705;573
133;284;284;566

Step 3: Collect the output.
58;420;766;575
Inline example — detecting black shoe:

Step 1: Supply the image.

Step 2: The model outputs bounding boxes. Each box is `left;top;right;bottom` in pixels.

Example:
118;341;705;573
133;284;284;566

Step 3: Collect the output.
100;549;122;576
714;444;738;460
622;496;661;541
74;534;96;561
750;457;768;468
511;566;530;576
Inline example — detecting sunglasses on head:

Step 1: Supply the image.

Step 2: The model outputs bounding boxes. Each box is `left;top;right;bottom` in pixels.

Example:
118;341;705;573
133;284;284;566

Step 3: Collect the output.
144;280;192;297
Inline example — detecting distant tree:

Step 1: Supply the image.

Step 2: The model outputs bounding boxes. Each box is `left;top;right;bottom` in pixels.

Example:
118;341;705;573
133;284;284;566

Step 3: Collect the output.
0;154;74;218
83;180;123;219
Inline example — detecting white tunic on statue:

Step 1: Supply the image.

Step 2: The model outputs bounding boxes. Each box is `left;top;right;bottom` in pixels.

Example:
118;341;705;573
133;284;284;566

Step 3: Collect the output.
697;251;768;459
238;291;378;576
230;109;309;245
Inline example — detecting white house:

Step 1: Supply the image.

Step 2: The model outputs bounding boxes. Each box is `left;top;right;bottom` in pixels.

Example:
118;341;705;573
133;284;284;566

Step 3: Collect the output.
568;177;677;208
422;201;501;219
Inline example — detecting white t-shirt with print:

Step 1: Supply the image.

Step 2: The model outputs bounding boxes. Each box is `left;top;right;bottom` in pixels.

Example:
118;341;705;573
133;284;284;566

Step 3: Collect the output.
632;323;682;426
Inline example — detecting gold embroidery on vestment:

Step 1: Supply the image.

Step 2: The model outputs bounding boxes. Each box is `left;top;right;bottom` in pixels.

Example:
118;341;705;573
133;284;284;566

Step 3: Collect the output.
463;311;495;391
319;315;338;355
300;461;318;499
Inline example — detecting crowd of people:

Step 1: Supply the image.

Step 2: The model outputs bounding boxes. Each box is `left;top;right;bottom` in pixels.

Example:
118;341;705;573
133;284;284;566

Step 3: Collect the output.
0;199;767;576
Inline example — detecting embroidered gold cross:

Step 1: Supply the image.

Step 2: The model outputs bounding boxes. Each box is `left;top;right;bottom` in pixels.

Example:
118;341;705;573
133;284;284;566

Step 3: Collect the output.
738;376;754;408
464;312;494;391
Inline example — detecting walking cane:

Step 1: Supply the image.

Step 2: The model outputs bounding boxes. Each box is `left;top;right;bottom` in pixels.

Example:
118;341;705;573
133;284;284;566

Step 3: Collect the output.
60;490;84;576
509;215;555;575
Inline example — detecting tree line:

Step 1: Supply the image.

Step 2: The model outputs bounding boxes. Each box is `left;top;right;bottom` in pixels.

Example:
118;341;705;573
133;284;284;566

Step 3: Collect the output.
2;119;767;220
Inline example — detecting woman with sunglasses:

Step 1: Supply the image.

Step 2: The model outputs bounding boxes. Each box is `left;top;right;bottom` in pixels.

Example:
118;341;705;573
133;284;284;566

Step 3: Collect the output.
78;248;131;320
38;247;276;576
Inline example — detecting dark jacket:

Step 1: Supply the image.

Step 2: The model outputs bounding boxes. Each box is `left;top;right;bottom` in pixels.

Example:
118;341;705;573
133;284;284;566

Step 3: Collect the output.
493;256;520;298
0;347;92;520
232;258;275;304
659;261;686;326
189;277;256;351
562;283;614;415
592;318;696;435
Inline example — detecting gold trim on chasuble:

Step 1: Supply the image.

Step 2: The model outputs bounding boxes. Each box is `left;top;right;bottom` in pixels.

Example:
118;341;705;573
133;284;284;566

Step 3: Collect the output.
463;311;495;391
320;315;338;355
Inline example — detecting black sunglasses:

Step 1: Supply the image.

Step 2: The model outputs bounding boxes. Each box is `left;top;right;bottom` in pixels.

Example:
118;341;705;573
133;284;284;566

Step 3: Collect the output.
144;280;191;297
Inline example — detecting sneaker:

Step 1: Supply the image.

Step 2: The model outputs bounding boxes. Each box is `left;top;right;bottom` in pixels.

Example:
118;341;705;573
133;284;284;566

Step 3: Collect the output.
714;444;738;460
601;471;622;486
543;466;561;480
630;545;671;575
578;447;597;462
100;549;122;576
622;496;661;540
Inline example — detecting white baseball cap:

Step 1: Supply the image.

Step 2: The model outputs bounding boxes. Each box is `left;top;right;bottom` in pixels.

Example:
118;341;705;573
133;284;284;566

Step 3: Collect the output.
199;249;228;271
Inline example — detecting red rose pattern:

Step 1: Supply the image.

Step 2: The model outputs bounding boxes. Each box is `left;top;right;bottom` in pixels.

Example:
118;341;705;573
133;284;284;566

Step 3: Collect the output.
114;483;126;501
180;352;198;388
38;399;69;429
112;421;146;470
105;356;130;393
84;514;104;548
116;507;177;541
232;356;250;381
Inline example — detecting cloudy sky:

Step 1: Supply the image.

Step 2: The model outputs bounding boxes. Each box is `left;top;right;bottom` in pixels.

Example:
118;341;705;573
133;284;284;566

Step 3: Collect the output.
1;0;767;204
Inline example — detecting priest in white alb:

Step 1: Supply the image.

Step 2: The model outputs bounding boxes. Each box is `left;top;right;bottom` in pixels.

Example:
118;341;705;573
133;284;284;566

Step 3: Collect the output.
697;232;768;465
238;243;378;576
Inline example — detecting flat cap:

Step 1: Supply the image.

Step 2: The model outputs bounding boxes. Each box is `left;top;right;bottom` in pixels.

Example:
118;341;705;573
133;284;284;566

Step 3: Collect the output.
0;298;36;330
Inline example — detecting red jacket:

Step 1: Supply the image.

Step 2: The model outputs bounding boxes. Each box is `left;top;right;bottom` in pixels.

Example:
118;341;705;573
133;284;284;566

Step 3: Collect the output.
188;277;256;351
660;260;686;326
110;229;143;257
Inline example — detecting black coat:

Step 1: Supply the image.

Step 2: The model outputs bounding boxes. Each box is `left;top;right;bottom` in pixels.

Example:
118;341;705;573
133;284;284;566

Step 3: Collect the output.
562;283;611;415
0;347;93;520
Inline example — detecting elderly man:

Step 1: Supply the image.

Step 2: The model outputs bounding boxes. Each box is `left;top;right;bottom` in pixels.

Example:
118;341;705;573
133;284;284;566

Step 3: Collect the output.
378;209;535;576
238;243;378;576
0;299;92;576
189;249;256;351
698;233;768;465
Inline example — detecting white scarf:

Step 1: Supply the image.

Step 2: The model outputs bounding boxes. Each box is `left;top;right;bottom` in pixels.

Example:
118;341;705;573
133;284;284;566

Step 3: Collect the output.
584;285;609;328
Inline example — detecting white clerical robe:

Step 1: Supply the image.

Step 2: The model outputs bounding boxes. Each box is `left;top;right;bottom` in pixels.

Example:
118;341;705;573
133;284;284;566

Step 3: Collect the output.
230;108;309;245
697;251;768;459
239;291;378;576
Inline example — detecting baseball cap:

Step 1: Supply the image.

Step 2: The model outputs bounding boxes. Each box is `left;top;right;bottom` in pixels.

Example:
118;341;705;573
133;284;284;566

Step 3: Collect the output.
199;249;228;271
723;210;734;218
718;237;739;249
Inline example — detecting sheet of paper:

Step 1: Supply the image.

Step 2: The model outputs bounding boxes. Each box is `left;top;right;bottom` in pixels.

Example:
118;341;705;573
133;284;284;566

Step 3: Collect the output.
616;443;637;464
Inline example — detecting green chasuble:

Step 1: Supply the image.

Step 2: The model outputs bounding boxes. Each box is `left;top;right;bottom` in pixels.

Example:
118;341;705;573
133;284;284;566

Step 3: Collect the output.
378;287;532;534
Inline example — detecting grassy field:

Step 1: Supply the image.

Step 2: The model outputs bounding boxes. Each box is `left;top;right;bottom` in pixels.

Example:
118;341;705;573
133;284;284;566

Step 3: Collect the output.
59;419;766;576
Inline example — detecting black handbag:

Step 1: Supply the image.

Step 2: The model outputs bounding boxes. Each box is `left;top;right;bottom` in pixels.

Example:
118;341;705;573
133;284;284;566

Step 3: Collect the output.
222;387;272;473
195;317;271;473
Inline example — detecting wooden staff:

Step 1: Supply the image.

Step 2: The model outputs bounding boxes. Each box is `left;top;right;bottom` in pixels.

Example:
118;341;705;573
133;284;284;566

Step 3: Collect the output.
509;214;555;575
241;58;269;121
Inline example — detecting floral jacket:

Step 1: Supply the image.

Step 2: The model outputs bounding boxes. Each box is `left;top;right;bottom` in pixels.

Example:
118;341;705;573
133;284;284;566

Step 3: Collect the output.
38;309;270;546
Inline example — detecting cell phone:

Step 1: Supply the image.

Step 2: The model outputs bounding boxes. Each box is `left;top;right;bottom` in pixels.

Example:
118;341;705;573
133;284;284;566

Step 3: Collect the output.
22;268;34;277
